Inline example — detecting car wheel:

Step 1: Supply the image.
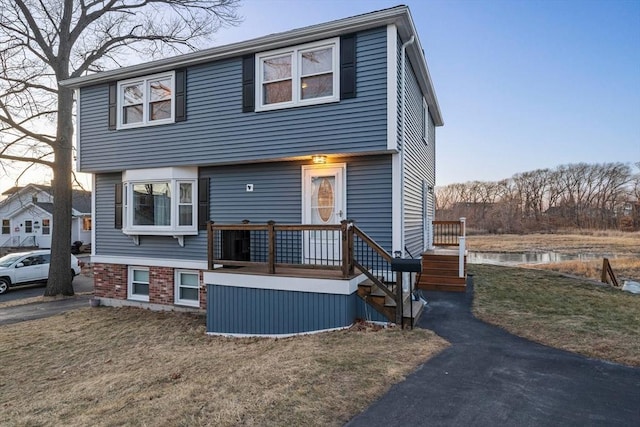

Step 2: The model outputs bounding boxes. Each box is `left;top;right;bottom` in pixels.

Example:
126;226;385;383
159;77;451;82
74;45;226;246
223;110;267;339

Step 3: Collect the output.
71;270;76;282
0;278;9;295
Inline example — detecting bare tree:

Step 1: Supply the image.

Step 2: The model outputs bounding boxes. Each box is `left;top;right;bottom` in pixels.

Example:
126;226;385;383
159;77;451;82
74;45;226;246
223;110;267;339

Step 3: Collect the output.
0;0;240;296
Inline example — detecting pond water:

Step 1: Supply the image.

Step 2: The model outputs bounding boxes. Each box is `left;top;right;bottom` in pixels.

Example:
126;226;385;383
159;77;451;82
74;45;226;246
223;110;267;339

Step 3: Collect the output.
467;251;619;266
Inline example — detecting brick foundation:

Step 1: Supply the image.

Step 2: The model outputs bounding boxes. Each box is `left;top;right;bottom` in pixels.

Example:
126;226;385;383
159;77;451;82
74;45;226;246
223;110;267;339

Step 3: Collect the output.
93;263;205;309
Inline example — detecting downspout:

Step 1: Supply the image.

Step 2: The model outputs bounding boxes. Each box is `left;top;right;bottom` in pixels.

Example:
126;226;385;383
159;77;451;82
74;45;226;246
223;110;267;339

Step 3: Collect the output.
399;35;415;257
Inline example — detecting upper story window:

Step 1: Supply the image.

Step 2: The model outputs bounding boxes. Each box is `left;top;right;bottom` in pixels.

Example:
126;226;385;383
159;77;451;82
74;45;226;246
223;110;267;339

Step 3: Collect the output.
122;167;198;238
117;72;175;129
256;38;340;111
1;219;9;234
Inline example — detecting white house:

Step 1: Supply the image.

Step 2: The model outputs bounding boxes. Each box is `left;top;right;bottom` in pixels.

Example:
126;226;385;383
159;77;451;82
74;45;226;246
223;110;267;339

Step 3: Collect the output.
0;184;92;249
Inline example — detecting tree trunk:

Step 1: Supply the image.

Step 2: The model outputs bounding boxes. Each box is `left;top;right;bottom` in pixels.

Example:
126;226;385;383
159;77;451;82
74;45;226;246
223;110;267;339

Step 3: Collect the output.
45;85;74;296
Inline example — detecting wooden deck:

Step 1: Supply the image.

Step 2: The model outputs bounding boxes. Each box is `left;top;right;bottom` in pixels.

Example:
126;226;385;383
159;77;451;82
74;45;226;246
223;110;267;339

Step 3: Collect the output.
210;265;362;280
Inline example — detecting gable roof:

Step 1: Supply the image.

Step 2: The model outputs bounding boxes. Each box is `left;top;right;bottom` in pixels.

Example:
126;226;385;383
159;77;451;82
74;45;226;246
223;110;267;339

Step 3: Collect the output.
59;5;443;126
1;184;91;214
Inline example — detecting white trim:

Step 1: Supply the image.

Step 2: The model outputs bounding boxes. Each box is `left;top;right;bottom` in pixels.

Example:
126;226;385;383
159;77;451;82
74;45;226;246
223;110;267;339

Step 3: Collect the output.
391;152;402;255
90;255;207;270
123;166;197;181
255;37;340;112
387;24;398;151
127;266;150;302
203;271;367;295
91;174;96;257
207;324;352;339
174;269;200;308
116;71;175;129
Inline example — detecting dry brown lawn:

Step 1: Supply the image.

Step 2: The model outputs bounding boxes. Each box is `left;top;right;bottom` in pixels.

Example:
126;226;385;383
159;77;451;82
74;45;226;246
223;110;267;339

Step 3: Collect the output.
0;307;448;426
471;264;640;367
467;231;640;255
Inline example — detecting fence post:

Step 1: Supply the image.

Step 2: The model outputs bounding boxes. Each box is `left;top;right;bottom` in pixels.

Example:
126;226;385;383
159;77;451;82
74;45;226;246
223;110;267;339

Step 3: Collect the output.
268;220;276;274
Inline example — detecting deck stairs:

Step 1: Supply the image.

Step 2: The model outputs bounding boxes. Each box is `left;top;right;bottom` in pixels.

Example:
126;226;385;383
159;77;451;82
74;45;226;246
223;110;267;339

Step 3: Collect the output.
356;277;424;328
417;250;467;292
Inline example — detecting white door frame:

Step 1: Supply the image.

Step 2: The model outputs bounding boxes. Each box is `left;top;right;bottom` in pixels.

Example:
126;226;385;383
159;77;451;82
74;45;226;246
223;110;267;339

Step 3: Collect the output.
301;163;347;264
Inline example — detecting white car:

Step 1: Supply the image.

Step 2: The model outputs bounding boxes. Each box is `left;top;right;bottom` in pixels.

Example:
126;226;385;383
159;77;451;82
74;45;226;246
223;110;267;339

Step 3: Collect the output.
0;250;82;294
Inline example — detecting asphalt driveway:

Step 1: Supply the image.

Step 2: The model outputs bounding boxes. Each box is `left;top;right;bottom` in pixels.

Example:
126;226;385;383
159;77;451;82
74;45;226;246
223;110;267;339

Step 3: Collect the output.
0;274;93;325
347;278;640;426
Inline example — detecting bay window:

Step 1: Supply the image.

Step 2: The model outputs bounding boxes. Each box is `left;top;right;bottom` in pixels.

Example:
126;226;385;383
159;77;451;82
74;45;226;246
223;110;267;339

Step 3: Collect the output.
122;167;198;244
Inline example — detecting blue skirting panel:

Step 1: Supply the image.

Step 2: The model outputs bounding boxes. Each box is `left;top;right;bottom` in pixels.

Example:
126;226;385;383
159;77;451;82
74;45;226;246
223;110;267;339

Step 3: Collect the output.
206;284;387;335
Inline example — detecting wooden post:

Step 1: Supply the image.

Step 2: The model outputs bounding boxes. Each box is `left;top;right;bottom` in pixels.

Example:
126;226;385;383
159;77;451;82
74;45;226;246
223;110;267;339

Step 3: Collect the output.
601;258;619;287
207;221;213;271
341;220;349;278
268;220;276;274
348;221;354;275
395;271;403;327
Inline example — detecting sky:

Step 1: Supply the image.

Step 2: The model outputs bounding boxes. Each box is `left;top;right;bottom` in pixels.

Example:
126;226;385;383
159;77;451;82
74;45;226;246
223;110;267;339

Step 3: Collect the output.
1;0;638;193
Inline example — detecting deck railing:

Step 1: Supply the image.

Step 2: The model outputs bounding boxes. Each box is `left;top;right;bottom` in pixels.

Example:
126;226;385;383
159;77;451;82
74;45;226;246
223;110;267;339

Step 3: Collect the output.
433;217;466;278
207;221;355;277
208;220;408;326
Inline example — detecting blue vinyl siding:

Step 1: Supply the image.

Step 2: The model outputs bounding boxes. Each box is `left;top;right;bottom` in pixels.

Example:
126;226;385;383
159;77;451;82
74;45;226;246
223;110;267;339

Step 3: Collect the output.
206;285;387;335
397;31;436;257
78;28;388;173
95;155;392;257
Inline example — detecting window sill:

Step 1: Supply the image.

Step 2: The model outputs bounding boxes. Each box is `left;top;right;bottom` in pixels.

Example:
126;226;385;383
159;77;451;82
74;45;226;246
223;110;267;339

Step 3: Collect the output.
128;295;149;303
255;96;339;112
175;300;200;308
117;118;175;130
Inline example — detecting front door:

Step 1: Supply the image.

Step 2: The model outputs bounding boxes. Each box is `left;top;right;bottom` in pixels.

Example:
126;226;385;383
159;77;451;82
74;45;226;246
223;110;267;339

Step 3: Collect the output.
302;164;346;265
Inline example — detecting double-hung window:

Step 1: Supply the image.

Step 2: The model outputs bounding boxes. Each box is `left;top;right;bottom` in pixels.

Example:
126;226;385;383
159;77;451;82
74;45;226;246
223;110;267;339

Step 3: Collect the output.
175;270;200;307
1;219;9;234
122;167;198;242
256;38;339;111
128;267;150;302
117;72;174;128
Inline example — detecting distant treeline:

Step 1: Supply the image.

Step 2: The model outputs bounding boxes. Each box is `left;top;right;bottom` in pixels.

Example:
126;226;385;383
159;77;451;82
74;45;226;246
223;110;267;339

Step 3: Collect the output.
436;162;640;233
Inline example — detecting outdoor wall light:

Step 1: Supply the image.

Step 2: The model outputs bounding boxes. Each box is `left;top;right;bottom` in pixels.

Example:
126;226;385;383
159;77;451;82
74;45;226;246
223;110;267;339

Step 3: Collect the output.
312;155;327;164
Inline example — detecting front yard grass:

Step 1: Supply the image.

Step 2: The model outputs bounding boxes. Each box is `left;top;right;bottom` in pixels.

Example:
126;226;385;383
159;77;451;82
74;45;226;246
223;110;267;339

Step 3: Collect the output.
0;307;448;426
471;264;640;367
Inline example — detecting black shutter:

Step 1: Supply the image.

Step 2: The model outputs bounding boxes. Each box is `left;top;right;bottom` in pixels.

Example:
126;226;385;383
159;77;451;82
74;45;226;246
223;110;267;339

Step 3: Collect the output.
175;68;187;122
242;55;255;112
108;82;117;130
115;183;123;229
198;177;210;230
340;35;356;100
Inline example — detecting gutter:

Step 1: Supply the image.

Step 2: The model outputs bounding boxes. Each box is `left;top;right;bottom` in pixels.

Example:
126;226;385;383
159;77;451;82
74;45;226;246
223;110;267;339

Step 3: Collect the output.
399;35;415;257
